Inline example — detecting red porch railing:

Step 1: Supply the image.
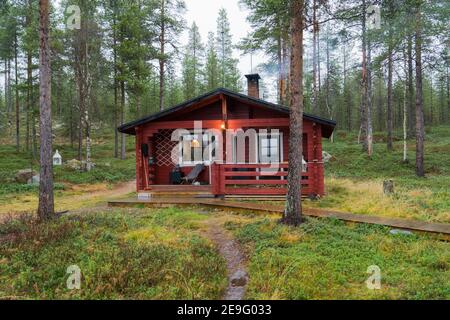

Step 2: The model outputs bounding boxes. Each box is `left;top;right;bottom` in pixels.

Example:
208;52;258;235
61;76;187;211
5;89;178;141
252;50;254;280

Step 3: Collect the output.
211;163;317;196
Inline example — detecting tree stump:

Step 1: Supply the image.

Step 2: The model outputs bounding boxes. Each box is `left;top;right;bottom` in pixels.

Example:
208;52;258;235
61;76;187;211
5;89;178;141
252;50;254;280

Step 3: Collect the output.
383;180;395;195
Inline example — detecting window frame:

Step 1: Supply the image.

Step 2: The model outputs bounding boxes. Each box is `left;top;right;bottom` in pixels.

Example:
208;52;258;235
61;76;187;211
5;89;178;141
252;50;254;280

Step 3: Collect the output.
178;131;218;167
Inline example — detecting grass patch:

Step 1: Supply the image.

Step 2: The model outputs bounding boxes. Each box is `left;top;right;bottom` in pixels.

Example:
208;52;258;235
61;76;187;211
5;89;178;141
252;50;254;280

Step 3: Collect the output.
315;126;450;223
0;208;227;300
229;217;450;300
0;131;136;198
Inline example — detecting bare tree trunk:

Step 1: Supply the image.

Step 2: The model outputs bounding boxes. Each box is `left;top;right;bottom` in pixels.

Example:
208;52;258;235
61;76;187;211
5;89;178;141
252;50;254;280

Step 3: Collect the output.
403;69;408;162
415;3;425;177
387;32;394;151
376;73;383;131
281;33;288;104
37;0;54;221
447;56;450;123
159;0;166;111
113;5;119;158
26;52;31;152
7;59;11;114
277;31;283;104
14;31;20;152
70;89;74;148
3;59;6;111
429;74;433;125
407;34;415;138
360;0;368;152
25;0;34;152
317;29;321;93
343;41;352;131
312;0;318;111
366;26;374;157
120;80;126;160
283;0;304;226
325;25;333;142
31;77;37;160
76;53;84;162
26;1;32;152
83;21;92;172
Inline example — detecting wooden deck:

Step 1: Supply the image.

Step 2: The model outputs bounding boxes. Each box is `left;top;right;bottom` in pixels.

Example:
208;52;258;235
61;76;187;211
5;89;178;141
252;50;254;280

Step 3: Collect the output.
108;197;450;238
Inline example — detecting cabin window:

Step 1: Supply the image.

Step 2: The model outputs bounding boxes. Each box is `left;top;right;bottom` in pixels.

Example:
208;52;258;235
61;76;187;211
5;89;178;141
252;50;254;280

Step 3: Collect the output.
229;132;283;164
179;133;218;166
258;133;283;163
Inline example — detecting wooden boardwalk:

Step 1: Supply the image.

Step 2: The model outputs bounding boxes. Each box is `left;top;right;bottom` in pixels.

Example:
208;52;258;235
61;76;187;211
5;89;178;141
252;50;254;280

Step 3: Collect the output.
108;198;450;237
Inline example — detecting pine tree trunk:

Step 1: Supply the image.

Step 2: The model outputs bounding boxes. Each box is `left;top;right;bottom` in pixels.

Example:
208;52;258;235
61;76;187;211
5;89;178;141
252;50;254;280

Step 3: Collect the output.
403;70;408;162
7;59;11;114
120;81;126;160
31;76;37;160
360;0;368;152
281;33;288;104
70;90;74;149
447;58;450;123
312;0;318;111
159;0;166;111
26;1;32;152
429;75;433;125
26;52;31;152
343;42;352;131
3;59;6;111
366;27;374;157
113;6;119;158
415;3;425;177
387;35;394;151
83;23;92;172
14;31;20;152
407;35;415;138
77;70;83;161
277;32;283;104
325;26;333;142
283;0;304;226
37;0;54;221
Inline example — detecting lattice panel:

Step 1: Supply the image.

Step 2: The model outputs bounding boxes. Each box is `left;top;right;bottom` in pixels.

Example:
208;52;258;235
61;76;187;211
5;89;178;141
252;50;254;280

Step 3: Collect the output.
155;130;179;167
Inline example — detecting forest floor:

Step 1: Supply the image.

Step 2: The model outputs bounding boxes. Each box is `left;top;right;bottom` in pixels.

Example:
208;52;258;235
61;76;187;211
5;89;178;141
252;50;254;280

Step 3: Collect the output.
0;127;449;299
1;127;449;223
0;207;448;300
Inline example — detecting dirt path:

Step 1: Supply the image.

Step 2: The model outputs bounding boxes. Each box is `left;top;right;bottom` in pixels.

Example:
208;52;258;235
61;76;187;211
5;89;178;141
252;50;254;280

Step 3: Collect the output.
202;217;248;300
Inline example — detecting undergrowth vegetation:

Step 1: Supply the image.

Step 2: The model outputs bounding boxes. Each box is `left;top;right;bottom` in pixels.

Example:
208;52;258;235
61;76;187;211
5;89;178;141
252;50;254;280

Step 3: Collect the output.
314;126;450;223
227;217;450;300
0;131;135;198
0;208;227;299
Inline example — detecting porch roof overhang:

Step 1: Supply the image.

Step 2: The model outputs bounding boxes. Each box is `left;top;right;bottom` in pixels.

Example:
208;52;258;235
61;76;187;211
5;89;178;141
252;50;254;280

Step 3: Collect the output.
118;88;337;138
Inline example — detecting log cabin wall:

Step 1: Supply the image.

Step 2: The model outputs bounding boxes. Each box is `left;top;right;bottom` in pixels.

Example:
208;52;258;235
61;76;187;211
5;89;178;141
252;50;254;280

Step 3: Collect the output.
134;95;328;196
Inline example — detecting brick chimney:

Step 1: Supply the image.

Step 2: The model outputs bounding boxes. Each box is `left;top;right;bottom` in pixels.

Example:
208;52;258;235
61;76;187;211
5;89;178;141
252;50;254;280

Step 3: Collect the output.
245;74;261;99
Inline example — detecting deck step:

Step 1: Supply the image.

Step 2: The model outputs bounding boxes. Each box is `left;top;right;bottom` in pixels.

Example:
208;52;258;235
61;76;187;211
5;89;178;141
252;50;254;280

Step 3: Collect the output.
140;192;215;199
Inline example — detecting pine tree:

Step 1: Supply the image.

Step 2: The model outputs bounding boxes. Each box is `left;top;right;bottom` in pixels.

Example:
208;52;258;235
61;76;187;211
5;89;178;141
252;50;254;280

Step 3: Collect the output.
182;22;204;99
216;8;241;92
151;0;186;110
205;31;219;91
283;0;305;226
37;0;54;221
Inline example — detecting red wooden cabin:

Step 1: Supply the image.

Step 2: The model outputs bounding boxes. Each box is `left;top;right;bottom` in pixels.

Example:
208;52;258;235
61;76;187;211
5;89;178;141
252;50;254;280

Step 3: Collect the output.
118;74;336;198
